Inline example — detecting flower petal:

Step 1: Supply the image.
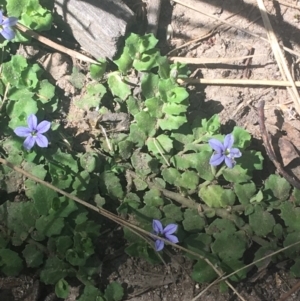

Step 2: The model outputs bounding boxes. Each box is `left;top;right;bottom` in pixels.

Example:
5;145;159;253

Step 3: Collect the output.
209;153;225;166
14;126;31;137
208;138;224;152
36;120;51;134
165;234;179;244
27;114;38;130
1;27;15;40
223;134;234;149
23;135;36;150
155;239;164;251
230;148;242;158
0;11;3;24
2;17;18;27
152;219;163;235
163;224;178;236
224;156;234;168
35;134;48;148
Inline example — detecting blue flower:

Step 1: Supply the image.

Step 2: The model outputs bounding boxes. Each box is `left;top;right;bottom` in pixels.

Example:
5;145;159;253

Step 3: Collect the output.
0;11;18;40
208;133;242;168
14;114;51;150
152;219;179;251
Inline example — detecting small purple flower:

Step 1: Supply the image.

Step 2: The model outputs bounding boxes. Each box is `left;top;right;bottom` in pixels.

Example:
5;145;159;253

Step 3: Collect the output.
14;114;51;150
0;11;18;40
208;133;242;168
152;219;179;251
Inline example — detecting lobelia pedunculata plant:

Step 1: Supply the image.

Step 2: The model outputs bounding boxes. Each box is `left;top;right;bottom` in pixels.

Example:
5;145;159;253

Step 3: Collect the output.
0;0;300;297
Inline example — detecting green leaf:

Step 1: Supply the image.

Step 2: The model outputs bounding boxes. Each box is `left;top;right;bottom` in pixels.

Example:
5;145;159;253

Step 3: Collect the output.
175;170;199;190
131;150;154;176
249;205;275;236
69;67;85;89
163;204;183;222
125;33;158;58
56;236;73;255
27;184;58;215
234;182;256;205
52;149;79;173
158;78;178;102
222;165;252;183
0;201;39;242
239;150;264;171
127;96;142;116
72;170;90;191
38;79;55;103
2;55;28;87
135;111;157;137
146;135;173;157
159;115;187;130
211;232;247;261
77;285;105;301
40;256;74;285
80;152;99;173
191;259;218;283
182;209;205;232
107;72;131;100
206;219;236;238
135;206;162;223
264;174;291;201
133;49;160;71
75;83;106;109
90;60;106;80
22;244;43;268
0;249;23;276
143;189;164;207
166;87;189;103
145;97;164;118
99;171;124;199
118;140;134;160
141;73;159;99
162;168;181;185
199;185;236;208
283;232;300;258
232;126;251;148
114;46;133;73
290;258;300;277
104;282;124;301
184;233;212;260
157;56;170;79
162;102;187;115
35;214;65;237
7;98;38;129
280;202;300;231
7;0;29;17
55;279;70;299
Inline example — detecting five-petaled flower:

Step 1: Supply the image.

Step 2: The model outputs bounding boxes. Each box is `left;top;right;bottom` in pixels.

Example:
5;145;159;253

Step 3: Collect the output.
0;11;18;40
14;114;51;150
152;219;179;251
208;133;242;168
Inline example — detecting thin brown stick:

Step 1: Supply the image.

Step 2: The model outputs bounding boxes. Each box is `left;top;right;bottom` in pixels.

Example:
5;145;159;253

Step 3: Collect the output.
277;279;300;301
256;0;300;114
257;100;300;189
178;78;300;88
169;55;262;64
14;22;100;65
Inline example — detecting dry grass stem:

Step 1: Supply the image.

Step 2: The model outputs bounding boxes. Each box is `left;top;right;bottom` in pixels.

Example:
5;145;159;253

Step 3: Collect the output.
256;0;300;114
15;22;100;65
170;55;262;64
178;78;300;88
